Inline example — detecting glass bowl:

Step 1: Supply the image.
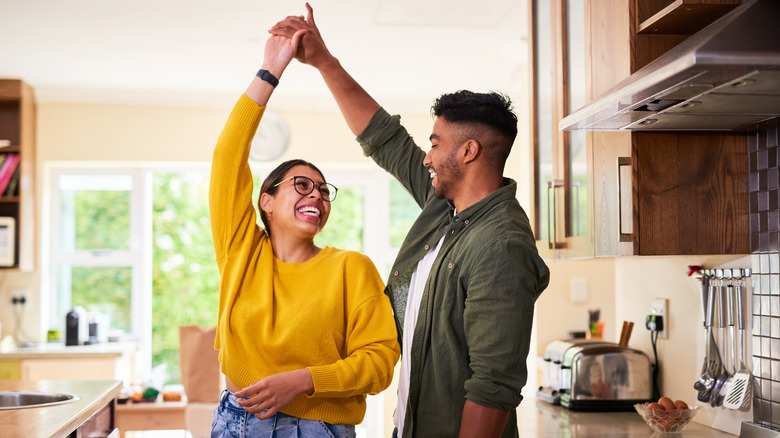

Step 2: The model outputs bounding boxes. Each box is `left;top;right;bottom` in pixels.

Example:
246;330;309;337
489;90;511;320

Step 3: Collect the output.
634;403;700;433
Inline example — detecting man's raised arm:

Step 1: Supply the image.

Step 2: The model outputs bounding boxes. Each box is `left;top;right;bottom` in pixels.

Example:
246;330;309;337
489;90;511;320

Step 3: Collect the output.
270;3;381;136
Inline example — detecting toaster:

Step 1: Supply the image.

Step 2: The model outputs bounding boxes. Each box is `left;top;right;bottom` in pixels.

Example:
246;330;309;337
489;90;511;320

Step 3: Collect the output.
538;340;653;411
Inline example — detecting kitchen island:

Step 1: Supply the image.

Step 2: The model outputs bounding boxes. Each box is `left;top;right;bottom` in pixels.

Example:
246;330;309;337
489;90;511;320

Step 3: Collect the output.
0;342;137;383
518;397;737;437
0;380;121;438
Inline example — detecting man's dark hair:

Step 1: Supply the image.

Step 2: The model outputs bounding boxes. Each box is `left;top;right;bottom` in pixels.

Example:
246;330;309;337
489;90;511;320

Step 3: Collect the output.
432;90;517;166
258;158;326;234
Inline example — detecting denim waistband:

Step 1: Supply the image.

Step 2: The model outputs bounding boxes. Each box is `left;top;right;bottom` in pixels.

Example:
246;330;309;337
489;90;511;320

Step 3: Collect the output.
218;388;246;411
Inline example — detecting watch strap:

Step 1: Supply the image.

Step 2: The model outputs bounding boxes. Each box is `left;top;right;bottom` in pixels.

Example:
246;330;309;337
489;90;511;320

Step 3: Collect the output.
256;69;279;87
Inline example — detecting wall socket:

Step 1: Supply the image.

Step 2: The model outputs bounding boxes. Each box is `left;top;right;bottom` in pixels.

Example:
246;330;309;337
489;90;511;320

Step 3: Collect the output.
650;298;668;339
9;288;28;305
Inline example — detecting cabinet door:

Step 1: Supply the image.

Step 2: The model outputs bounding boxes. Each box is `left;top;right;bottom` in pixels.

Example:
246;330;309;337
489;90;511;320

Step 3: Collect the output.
633;132;749;255
0;360;22;380
532;0;592;259
532;0;556;258
76;402;115;438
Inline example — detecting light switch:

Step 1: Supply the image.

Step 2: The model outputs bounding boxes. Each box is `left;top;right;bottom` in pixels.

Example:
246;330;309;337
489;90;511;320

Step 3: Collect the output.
570;277;588;303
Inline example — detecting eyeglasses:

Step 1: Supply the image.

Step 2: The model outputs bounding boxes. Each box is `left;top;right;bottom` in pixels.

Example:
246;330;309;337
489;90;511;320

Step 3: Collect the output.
272;176;338;202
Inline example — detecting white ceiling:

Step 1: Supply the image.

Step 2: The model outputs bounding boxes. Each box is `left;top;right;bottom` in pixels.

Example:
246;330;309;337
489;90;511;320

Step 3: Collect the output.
0;0;529;111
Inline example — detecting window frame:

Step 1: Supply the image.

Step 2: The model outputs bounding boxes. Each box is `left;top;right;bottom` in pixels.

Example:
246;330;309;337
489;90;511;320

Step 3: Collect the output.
42;164;154;370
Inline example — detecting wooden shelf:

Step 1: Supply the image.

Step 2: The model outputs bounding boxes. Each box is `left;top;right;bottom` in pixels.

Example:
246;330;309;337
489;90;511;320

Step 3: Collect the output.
0;79;36;271
638;0;740;34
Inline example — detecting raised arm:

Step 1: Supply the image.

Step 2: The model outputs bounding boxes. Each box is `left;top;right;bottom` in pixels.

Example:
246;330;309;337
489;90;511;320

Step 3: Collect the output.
247;30;306;106
209;30;303;262
270;3;380;136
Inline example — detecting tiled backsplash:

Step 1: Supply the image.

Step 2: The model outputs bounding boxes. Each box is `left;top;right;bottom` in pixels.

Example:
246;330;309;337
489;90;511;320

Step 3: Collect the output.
749;125;780;427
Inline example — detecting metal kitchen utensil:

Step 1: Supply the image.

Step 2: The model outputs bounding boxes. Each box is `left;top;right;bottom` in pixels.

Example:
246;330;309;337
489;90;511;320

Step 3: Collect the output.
694;275;711;393
694;276;712;390
695;278;720;402
725;281;753;410
715;281;736;406
711;280;729;407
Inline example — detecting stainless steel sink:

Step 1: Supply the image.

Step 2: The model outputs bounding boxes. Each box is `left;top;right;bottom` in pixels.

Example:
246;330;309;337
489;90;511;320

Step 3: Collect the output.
0;391;79;410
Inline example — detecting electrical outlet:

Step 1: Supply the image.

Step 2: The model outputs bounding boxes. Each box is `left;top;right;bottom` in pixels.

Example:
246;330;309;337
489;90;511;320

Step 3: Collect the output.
10;288;27;306
650;298;668;339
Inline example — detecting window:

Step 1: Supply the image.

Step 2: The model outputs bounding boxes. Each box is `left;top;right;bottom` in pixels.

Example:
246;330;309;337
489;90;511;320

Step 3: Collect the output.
46;171;149;353
44;163;420;383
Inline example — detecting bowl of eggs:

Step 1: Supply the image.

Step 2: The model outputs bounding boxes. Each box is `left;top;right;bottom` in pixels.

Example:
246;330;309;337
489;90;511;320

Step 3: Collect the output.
634;397;700;433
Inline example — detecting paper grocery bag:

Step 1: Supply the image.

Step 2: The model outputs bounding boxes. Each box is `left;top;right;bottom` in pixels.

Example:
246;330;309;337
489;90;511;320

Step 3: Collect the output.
179;325;223;403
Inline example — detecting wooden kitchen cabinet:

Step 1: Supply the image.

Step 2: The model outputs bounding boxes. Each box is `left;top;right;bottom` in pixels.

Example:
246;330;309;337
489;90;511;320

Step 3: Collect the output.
75;400;117;438
0;79;36;271
585;0;749;256
531;0;592;259
636;0;740;34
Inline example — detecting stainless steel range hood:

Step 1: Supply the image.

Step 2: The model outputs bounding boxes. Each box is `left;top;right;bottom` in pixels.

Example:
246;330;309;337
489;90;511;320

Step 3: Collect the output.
560;0;780;132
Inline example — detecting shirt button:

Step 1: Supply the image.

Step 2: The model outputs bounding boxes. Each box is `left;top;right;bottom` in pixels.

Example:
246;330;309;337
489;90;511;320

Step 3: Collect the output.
393;271;399;277
424;245;430;250
464;220;469;225
448;263;453;269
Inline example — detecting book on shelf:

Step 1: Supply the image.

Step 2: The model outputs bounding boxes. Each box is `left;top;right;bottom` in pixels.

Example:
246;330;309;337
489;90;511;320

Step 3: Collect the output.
3;166;19;197
0;154;19;196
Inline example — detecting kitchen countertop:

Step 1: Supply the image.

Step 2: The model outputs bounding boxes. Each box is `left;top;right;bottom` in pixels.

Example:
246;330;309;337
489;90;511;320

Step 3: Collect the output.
0;341;137;359
519;397;737;437
0;380;121;438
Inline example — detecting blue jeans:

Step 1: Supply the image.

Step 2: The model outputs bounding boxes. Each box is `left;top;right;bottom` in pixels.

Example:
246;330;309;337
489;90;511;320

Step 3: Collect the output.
211;389;356;438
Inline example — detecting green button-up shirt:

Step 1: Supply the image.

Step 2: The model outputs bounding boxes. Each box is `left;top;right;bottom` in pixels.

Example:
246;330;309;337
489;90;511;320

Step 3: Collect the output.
358;108;550;438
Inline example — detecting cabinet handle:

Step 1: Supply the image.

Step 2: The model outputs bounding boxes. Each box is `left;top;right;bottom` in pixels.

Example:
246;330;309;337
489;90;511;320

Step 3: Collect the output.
617;157;632;242
547;180;565;249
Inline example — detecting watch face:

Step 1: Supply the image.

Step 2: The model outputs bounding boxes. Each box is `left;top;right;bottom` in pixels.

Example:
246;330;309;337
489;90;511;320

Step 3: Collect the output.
250;109;290;161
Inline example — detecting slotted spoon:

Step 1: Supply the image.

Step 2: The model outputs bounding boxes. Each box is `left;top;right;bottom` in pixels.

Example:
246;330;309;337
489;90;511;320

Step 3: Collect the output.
715;282;736;406
724;281;752;410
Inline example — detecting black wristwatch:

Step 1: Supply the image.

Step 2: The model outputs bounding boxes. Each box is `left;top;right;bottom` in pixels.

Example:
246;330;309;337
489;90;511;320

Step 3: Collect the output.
256;69;279;88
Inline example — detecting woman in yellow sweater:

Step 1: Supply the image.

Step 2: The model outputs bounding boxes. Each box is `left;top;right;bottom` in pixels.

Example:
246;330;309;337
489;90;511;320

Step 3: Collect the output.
209;31;400;437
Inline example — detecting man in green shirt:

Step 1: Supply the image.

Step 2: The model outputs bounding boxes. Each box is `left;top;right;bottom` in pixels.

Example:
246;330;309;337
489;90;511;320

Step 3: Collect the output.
272;6;550;437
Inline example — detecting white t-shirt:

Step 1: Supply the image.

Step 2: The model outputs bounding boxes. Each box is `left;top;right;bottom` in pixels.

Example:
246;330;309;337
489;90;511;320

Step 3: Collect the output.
393;234;446;437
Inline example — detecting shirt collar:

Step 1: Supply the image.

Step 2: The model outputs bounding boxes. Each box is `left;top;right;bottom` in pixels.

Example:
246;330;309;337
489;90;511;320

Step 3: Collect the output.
450;178;517;222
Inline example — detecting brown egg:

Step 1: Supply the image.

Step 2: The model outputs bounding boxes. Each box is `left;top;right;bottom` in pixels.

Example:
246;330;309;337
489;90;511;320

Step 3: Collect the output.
657;419;674;432
674;400;689;410
647;402;665;411
658;396;675;411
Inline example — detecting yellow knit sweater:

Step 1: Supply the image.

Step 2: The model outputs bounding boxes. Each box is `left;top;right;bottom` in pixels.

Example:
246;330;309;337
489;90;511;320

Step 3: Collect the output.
209;95;400;425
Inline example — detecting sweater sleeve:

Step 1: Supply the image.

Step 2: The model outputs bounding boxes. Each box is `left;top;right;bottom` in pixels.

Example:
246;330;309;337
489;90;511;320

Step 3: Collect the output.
307;253;401;398
209;94;266;351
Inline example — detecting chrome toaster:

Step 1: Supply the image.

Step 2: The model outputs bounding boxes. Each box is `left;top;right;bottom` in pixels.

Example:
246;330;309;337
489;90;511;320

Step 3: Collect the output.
538;340;653;411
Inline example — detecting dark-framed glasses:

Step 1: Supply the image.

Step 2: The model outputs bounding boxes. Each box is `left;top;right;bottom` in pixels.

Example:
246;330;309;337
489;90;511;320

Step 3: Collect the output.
272;176;338;202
